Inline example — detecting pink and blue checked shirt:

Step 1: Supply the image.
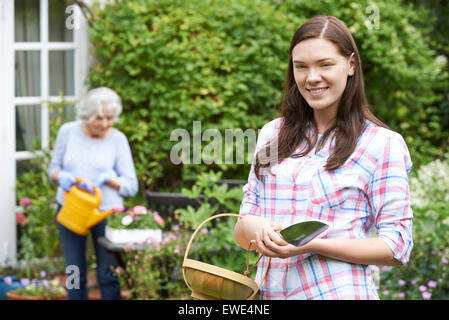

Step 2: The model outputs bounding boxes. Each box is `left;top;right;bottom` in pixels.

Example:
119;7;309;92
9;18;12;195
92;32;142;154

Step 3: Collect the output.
239;117;413;300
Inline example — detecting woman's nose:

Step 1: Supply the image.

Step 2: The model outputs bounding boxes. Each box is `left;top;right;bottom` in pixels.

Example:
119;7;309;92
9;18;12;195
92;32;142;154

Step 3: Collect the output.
101;118;109;127
306;67;322;83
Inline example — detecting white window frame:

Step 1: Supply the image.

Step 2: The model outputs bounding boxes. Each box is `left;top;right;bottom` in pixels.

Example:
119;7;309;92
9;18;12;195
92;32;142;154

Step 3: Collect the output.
0;0;90;266
15;0;86;160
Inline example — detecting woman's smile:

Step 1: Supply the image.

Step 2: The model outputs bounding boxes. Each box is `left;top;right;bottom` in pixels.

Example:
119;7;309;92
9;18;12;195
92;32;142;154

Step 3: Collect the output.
307;87;329;97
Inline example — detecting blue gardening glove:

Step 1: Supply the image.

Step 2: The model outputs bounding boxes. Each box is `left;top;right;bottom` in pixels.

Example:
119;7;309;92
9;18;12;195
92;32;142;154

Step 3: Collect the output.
92;172;110;188
58;171;76;191
74;181;94;194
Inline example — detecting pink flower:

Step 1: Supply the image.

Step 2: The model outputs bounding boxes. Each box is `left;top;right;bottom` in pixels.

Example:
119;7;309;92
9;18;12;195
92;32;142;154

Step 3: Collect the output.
16;212;26;225
133;206;147;215
132;216;140;221
442;257;448;264
398;279;406;286
201;228;209;234
419;285;427;292
154;213;164;227
382;290;389;295
428;280;437;288
20;197;31;207
422;292;432;299
411;280;417;285
396;292;405;298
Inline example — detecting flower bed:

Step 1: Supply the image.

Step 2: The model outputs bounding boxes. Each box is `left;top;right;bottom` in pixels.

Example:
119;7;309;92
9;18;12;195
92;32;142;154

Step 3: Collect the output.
4;272;67;300
106;206;164;244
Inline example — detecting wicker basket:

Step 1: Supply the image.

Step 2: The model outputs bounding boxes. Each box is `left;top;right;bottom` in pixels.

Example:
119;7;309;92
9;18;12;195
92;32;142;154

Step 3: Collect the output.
182;213;270;300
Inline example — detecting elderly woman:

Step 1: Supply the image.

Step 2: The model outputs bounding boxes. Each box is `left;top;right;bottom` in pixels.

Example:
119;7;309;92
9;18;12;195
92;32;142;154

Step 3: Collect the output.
48;86;138;300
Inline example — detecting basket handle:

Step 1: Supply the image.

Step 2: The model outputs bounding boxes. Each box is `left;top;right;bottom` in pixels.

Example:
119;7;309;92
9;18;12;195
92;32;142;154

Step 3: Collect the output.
182;213;271;300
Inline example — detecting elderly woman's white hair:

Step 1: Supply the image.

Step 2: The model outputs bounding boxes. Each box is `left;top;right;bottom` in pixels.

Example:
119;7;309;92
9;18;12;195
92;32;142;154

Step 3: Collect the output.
76;87;122;123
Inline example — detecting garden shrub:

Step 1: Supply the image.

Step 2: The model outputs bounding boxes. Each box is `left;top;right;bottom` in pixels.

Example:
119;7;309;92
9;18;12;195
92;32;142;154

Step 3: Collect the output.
86;0;447;193
88;0;294;191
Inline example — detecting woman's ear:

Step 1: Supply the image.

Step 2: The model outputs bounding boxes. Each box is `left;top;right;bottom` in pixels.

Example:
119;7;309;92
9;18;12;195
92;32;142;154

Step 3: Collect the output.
348;52;355;77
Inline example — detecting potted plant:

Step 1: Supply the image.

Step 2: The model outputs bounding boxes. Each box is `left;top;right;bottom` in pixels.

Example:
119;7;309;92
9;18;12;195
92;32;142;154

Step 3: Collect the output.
105;206;164;244
5;271;67;300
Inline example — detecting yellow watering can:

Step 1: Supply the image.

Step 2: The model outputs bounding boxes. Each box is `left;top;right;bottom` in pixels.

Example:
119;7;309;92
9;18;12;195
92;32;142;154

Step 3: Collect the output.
56;177;114;236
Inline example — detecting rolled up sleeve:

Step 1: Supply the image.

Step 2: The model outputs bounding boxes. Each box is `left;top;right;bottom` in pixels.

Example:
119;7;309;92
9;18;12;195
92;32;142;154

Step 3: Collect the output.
239;118;281;218
367;134;414;265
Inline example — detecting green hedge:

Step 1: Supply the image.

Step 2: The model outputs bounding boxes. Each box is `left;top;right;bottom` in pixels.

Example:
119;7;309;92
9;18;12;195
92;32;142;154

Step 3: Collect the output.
87;0;447;192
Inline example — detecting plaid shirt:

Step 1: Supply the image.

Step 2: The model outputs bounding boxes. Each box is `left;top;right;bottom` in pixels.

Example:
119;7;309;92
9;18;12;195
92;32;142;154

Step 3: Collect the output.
240;118;413;300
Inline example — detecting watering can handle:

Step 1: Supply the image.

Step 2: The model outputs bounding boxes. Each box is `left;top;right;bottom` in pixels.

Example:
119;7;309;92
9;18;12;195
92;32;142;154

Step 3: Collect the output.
182;213;271;300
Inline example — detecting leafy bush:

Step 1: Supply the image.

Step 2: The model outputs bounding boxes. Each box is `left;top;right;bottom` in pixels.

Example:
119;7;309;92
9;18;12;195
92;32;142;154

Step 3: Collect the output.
87;0;299;190
379;157;449;299
86;0;447;192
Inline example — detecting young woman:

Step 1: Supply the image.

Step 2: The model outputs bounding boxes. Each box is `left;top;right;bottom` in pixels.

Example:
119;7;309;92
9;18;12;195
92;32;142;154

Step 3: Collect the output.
234;15;413;300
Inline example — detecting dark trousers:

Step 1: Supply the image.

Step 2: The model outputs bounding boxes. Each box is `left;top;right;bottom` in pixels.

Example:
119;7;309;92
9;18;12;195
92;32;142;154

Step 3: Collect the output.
56;205;121;300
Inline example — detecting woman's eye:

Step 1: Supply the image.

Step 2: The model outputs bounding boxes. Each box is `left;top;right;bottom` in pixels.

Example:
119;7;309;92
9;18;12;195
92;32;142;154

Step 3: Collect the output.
295;65;306;69
321;63;332;67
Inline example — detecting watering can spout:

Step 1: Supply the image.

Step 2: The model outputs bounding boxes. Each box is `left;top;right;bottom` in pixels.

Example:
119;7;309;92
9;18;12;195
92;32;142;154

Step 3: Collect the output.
86;208;114;229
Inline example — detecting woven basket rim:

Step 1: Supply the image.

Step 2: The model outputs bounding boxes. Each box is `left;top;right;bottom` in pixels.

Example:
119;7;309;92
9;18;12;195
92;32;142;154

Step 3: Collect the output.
183;258;259;292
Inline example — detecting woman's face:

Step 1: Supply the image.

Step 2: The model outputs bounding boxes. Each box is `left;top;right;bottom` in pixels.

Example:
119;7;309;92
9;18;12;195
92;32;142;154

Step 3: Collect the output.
292;38;355;116
86;106;115;139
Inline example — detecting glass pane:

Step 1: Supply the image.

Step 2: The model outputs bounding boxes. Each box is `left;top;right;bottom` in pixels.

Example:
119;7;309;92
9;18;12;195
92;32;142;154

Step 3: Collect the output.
15;51;41;97
49;104;75;122
49;0;74;42
16;159;40;179
49;51;74;96
14;0;40;42
16;105;41;152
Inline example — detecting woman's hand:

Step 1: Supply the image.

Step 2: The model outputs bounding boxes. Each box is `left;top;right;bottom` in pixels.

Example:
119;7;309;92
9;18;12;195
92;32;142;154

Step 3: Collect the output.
251;227;313;259
235;215;283;250
57;171;76;191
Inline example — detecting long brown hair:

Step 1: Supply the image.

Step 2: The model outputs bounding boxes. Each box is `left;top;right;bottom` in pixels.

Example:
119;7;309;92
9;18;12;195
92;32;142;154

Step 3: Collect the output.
255;15;387;180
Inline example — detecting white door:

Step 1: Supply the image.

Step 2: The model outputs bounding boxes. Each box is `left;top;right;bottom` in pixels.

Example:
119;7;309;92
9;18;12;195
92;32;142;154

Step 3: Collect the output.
0;0;89;266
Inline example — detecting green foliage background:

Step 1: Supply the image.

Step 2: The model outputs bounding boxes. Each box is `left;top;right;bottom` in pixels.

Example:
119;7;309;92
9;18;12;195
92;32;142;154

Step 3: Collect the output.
86;0;448;193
